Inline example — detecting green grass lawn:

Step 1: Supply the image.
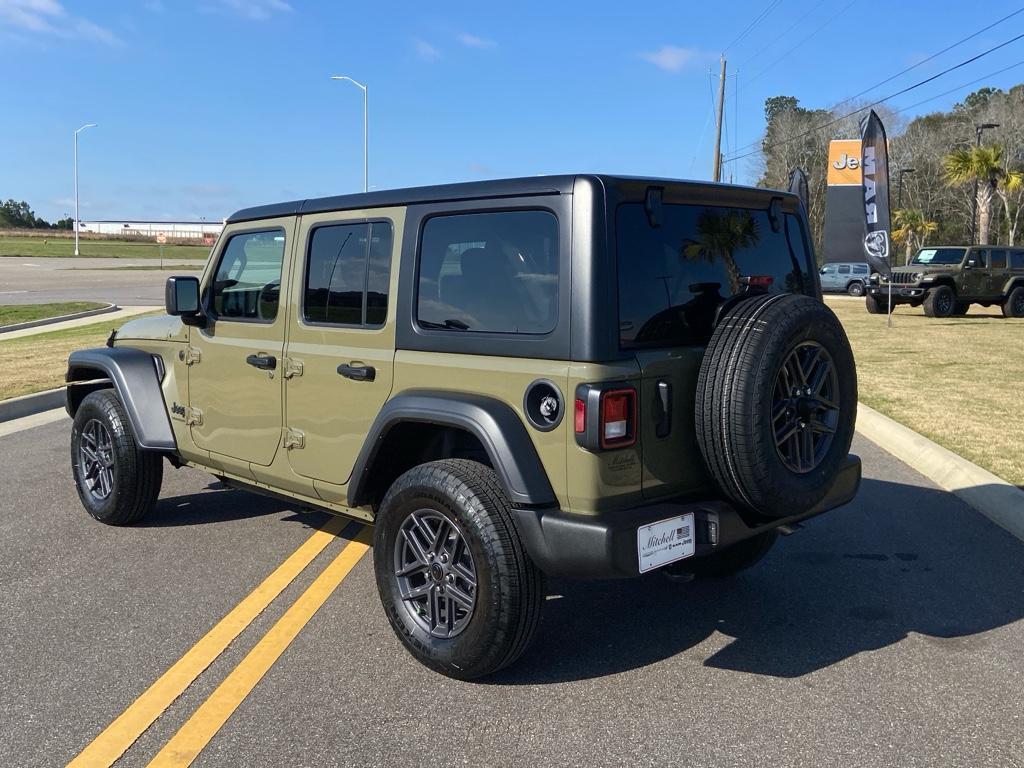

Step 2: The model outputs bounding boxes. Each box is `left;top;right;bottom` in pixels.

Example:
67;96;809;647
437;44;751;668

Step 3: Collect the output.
826;296;1024;486
0;314;161;400
0;302;106;326
0;236;210;260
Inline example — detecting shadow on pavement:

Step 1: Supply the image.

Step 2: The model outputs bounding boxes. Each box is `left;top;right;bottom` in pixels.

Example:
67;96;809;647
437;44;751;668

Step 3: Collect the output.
492;477;1024;684
136;481;330;529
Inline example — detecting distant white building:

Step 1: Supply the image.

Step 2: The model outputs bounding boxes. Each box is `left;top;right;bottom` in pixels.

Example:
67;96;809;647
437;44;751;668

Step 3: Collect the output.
78;220;224;240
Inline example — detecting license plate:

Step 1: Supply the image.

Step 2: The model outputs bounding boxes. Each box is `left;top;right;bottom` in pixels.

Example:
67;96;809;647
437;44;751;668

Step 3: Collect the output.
637;513;695;574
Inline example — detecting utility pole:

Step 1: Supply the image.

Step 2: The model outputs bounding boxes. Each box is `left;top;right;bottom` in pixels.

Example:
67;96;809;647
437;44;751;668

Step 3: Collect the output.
711;56;727;183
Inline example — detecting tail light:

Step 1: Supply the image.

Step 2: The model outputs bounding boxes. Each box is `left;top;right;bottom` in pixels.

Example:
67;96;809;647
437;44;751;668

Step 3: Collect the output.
599;388;636;449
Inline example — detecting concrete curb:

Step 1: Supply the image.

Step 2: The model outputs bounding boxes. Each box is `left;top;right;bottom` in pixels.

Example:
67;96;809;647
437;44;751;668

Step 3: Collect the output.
0;388;66;422
0;303;119;334
856;402;1024;542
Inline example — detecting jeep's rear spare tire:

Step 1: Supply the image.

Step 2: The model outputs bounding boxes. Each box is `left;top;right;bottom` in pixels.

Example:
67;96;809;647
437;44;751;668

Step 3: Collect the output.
695;294;857;518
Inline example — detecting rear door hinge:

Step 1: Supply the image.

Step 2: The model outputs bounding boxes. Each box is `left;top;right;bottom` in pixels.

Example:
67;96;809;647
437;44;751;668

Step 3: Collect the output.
282;357;304;379
185;407;203;426
182;346;202;365
283;428;305;449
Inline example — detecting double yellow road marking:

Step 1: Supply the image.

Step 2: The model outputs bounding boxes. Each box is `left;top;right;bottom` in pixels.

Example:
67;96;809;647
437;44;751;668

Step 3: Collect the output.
69;516;370;768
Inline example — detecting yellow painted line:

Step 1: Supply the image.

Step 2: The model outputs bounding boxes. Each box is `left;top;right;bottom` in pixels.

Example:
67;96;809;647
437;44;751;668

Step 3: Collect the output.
146;527;372;768
68;515;349;768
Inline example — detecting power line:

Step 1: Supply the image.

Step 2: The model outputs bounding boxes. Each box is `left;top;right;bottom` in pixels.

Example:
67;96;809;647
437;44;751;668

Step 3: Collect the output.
725;30;1024;164
892;57;1024;115
744;0;857;86
737;0;829;69
831;6;1024;111
723;0;782;55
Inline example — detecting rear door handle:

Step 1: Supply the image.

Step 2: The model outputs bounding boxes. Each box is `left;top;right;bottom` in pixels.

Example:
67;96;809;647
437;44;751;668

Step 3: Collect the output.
337;363;375;382
246;354;277;370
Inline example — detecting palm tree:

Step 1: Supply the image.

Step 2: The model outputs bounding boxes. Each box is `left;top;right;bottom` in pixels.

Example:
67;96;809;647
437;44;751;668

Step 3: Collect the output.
892;208;938;265
943;145;1004;245
681;209;760;295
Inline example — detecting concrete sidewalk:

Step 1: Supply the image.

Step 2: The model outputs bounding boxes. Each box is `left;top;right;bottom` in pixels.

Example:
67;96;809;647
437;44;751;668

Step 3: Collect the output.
0;305;158;340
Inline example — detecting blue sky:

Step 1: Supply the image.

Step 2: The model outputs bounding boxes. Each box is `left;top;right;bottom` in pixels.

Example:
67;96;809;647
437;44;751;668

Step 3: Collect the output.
3;0;1024;223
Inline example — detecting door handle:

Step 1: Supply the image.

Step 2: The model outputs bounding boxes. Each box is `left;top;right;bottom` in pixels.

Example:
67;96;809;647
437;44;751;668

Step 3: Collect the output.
337;363;376;382
246;354;277;370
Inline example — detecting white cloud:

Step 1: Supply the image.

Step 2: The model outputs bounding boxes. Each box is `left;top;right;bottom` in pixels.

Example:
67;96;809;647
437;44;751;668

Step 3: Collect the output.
458;32;495;49
0;0;121;45
639;45;700;73
210;0;292;20
414;38;440;61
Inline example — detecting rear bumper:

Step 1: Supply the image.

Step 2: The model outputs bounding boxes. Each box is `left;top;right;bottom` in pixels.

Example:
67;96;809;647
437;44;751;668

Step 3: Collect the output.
512;454;861;579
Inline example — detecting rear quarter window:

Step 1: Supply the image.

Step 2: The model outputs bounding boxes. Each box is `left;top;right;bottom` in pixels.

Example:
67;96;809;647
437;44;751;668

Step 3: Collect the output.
616;203;811;349
416;210;558;334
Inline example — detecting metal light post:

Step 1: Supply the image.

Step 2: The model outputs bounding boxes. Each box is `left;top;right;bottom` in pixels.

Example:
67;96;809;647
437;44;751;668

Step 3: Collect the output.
73;123;98;255
330;75;368;193
73;123;97;256
970;122;999;244
897;167;915;209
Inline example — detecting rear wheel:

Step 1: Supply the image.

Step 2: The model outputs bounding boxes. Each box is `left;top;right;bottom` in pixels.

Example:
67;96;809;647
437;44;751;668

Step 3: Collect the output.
71;389;163;525
846;281;864;297
923;285;956;317
373;459;543;680
1002;286;1024;318
695;294;857;518
864;294;883;314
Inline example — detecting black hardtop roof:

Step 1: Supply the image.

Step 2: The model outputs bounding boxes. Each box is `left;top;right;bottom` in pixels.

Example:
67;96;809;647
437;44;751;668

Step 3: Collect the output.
225;174;796;224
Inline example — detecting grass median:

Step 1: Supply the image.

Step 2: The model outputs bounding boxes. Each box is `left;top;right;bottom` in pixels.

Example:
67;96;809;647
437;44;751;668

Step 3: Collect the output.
0;314;159;400
0;235;209;260
826;296;1024;486
0;301;106;326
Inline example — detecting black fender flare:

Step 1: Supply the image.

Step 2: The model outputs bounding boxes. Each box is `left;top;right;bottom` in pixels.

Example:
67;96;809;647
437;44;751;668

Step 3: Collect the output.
1002;276;1024;296
66;348;176;451
348;390;556;508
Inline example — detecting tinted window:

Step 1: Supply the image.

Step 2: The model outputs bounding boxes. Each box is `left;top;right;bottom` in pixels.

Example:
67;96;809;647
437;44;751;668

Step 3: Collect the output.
304;221;393;326
853;264;869;274
991;249;1007;269
417;210;558;334
617;204;810;349
838;264;851;274
211;229;285;322
1011;251;1024;269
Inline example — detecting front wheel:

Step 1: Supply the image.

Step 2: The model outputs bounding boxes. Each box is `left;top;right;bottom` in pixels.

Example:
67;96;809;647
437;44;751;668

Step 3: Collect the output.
846;281;865;297
864;293;883;314
71;389;163;525
923;285;956;318
373;459;543;680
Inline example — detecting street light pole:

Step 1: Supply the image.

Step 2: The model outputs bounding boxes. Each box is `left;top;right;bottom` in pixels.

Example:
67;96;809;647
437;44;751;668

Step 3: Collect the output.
73;123;97;257
330;75;368;193
971;122;999;245
897;167;915;209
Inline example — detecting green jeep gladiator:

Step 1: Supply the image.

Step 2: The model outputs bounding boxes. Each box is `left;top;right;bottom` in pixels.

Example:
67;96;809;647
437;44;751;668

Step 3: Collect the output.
66;175;861;679
865;245;1024;318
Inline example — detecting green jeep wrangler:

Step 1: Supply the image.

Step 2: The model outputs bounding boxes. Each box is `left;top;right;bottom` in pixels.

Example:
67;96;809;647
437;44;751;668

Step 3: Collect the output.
865;245;1024;318
66;175;860;679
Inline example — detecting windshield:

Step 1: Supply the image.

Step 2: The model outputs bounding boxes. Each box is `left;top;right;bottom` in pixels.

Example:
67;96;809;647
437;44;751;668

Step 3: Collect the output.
911;248;965;266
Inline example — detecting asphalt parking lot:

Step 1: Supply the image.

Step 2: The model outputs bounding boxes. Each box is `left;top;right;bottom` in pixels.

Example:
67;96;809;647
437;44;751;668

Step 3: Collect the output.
0;258;203;306
2;419;1023;767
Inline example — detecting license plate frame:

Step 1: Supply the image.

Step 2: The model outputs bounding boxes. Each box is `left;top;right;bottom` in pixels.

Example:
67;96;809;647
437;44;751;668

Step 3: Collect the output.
637;513;696;574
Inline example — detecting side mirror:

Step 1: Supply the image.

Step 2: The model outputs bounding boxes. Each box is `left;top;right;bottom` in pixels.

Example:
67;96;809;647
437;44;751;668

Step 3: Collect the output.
165;276;201;320
819;266;827;274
